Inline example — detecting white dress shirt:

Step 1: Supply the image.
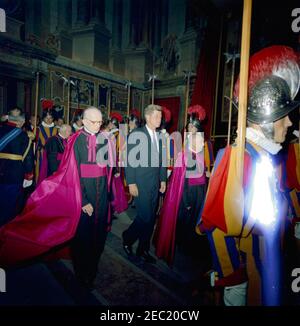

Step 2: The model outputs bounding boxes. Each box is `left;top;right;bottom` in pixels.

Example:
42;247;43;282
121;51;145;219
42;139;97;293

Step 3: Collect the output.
146;124;159;152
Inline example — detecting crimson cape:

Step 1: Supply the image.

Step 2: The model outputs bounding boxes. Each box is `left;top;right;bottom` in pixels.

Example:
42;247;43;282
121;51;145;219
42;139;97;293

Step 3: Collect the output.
0;131;113;267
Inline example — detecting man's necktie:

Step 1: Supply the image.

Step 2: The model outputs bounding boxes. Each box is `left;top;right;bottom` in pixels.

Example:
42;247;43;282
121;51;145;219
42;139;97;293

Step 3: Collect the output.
152;130;159;153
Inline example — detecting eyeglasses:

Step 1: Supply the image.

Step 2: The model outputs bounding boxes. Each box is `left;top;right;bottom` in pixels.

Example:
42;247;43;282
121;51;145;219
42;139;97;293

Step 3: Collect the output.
86;119;103;125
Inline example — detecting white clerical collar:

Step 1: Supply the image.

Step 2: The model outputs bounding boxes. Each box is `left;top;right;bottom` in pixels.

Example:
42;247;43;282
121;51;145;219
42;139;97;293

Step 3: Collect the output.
84;127;96;135
42;121;55;128
73;123;83;131
246;127;282;155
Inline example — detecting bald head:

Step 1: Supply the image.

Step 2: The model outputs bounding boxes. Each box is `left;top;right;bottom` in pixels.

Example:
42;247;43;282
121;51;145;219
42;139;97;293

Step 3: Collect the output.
8;112;25;128
59;124;72;139
83;107;101;119
82;107;103;134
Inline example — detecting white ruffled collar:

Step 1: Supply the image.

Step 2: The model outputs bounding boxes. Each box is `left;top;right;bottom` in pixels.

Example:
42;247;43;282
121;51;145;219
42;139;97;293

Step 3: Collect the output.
42;121;55;128
246;127;282;155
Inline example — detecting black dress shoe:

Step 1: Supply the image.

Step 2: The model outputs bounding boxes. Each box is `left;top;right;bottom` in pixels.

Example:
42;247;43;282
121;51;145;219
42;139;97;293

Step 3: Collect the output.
123;243;133;256
86;279;96;291
137;251;156;264
77;277;95;291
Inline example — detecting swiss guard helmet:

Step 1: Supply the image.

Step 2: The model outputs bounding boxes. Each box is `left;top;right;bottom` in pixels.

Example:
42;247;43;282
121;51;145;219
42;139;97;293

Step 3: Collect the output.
187;105;206;132
248;75;299;124
161;106;172;130
126;108;140;128
110;112;123;129
234;46;300;138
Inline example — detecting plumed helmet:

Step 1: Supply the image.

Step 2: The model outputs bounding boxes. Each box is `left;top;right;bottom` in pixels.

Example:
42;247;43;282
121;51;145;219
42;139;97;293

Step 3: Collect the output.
187;105;206;132
188;105;206;121
126;109;140;126
234;46;300;124
161;106;172;123
248;75;299;124
129;109;141;119
110;112;123;128
41;99;54;111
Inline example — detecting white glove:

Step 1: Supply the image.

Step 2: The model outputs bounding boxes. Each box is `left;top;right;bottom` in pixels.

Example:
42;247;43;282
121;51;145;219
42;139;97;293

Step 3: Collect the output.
23;179;33;188
205;170;211;178
224;281;248;306
209;270;215;287
295;222;300;240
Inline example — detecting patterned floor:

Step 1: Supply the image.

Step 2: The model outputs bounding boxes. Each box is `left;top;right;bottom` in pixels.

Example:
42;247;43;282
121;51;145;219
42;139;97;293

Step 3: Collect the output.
0;207;215;306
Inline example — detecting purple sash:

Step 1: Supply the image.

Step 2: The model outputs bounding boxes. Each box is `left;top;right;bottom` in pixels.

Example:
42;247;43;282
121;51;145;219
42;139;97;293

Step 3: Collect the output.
80;164;107;178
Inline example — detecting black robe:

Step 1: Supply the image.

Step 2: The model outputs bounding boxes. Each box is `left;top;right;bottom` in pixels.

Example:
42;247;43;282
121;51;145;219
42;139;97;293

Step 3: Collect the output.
71;130;110;284
45;135;67;176
176;150;207;258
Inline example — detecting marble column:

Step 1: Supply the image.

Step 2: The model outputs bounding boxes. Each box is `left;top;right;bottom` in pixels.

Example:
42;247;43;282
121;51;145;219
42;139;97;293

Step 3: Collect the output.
122;0;130;48
184;0;193;31
90;0;105;24
154;0;162;52
161;0;169;39
112;0;123;49
58;0;72;31
110;0;124;75
72;0;111;69
125;0;153;81
178;0;199;72
76;0;90;26
56;0;73;58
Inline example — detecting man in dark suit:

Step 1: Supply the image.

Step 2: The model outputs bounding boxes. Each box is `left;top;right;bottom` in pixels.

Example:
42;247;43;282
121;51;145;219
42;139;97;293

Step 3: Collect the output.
123;104;167;263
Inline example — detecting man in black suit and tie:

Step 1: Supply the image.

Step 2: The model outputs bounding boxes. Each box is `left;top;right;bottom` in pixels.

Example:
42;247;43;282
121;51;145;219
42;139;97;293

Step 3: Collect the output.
123;104;167;263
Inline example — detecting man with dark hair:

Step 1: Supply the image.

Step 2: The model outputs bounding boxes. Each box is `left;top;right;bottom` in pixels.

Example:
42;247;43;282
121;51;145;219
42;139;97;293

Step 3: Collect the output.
54;117;64;130
38;124;72;181
36;109;58;183
123;104;167;263
0;111;34;226
72;114;83;133
127;110;140;133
